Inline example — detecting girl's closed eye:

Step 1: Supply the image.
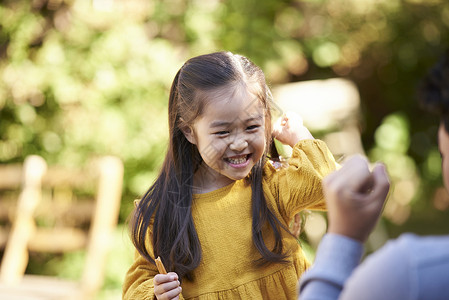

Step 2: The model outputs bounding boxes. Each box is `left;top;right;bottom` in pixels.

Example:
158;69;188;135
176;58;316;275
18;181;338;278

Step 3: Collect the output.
214;130;230;136
246;125;260;131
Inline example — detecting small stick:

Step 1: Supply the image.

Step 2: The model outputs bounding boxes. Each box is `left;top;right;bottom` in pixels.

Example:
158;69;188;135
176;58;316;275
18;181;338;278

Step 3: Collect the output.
155;256;167;274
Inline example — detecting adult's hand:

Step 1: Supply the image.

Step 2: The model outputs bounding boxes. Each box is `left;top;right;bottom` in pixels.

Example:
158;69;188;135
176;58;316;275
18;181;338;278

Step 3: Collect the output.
323;155;390;243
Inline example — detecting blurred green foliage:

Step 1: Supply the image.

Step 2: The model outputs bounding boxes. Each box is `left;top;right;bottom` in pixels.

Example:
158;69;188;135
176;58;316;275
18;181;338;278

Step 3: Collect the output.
1;0;449;296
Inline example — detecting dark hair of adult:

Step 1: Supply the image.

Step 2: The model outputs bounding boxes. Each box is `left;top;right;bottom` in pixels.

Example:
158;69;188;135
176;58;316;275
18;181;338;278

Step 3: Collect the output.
418;49;449;132
131;52;289;281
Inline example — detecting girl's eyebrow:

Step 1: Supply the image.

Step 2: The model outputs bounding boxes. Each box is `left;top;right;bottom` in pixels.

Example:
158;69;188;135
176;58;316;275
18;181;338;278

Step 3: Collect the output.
210;121;231;128
209;115;263;128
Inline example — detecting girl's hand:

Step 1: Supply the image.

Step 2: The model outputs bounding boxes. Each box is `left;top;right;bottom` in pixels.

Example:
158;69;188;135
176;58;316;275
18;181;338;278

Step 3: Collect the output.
272;112;314;147
323;155;390;243
154;272;182;300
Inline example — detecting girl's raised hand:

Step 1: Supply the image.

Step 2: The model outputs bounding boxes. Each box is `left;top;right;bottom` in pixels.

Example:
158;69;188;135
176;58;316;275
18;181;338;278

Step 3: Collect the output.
272;112;314;147
154;273;182;300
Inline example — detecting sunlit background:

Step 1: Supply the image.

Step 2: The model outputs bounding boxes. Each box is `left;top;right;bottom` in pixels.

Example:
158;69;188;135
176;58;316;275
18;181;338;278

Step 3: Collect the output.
1;0;449;299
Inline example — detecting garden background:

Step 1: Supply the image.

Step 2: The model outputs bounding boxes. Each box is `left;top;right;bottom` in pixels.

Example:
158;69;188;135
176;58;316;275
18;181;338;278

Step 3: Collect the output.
1;0;449;298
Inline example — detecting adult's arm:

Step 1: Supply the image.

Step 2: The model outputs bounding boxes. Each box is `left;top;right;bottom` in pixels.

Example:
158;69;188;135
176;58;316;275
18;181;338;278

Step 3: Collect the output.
298;233;363;300
299;155;391;300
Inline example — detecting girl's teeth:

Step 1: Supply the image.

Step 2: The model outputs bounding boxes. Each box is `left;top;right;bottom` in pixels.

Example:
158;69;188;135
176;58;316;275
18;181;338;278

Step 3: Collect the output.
228;156;247;164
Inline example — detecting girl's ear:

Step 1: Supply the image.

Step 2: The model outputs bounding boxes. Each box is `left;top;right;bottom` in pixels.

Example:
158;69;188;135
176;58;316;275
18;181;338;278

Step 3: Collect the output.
179;118;196;144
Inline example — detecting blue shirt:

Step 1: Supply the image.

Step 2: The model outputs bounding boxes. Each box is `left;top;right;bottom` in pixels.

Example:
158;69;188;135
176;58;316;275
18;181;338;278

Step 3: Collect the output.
299;233;449;300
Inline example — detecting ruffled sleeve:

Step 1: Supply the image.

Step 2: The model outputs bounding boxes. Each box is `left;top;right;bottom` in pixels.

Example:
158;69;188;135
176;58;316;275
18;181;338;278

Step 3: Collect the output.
122;250;158;300
122;203;185;300
122;249;186;300
263;139;337;223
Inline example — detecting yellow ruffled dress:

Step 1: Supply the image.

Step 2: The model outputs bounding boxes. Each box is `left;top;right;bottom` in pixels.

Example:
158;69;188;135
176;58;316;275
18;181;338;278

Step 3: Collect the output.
123;139;337;300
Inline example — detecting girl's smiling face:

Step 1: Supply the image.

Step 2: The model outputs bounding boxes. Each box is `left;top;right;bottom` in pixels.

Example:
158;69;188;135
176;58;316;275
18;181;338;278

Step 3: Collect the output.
183;83;267;192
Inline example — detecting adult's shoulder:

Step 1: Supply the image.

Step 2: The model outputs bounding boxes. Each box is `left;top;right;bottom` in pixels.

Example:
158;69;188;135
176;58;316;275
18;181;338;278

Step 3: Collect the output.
394;233;449;264
381;233;449;259
340;233;449;300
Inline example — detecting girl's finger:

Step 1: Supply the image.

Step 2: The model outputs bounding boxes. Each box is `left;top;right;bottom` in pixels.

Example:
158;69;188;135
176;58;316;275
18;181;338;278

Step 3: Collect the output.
155;280;180;292
281;114;288;126
159;286;182;300
154;273;178;284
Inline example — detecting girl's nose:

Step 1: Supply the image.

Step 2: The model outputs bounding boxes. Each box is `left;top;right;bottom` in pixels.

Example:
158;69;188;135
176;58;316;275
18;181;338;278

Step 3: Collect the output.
229;138;248;151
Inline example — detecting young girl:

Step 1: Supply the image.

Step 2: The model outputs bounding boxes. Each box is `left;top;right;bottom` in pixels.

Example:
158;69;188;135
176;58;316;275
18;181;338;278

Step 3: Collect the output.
123;51;337;300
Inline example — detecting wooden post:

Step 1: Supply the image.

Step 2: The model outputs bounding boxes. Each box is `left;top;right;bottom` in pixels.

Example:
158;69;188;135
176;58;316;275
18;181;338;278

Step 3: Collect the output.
80;156;123;298
0;155;47;284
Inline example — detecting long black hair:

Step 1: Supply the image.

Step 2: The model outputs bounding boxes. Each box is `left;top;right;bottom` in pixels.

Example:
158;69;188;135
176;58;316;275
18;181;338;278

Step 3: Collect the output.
131;52;289;281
